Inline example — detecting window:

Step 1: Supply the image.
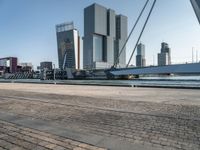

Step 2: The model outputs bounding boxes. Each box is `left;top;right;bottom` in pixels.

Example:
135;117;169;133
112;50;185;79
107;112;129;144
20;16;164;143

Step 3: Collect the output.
93;35;103;62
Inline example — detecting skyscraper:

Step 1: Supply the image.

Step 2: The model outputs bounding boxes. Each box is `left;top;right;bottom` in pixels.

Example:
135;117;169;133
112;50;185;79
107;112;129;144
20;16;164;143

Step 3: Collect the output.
158;42;171;66
56;22;82;70
115;15;128;67
136;43;146;67
83;3;127;69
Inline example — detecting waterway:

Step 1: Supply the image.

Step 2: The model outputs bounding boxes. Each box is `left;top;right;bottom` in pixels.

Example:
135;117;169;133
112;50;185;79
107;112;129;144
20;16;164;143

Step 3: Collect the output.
0;75;200;88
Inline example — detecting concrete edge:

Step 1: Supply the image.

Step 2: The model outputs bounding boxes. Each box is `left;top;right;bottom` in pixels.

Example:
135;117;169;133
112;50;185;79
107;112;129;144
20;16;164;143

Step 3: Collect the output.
0;80;200;89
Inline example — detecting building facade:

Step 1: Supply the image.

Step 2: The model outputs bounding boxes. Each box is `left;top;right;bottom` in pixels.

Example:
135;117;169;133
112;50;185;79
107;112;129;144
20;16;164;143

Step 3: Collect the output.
158;42;171;66
158;53;169;66
83;3;127;69
0;57;18;73
136;43;146;67
56;22;82;70
19;62;33;72
40;61;52;71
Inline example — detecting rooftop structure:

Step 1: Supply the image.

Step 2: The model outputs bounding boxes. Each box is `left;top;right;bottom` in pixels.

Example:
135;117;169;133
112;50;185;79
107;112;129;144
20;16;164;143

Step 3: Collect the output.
56;22;74;32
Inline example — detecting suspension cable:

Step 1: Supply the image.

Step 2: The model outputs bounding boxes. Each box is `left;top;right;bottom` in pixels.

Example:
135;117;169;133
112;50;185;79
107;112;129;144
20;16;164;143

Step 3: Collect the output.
113;0;150;68
126;0;157;68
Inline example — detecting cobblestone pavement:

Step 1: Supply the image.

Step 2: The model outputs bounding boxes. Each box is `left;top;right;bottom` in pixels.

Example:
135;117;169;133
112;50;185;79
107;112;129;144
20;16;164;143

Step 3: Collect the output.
0;120;105;150
0;89;200;150
0;89;200;119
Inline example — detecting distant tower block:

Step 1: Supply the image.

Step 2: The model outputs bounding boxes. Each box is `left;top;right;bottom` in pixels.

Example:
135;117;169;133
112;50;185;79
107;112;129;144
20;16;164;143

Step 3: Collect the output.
158;42;171;66
136;43;146;67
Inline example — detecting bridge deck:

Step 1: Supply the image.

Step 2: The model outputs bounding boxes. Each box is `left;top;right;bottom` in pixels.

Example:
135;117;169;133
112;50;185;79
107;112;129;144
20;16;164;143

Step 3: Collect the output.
110;63;200;75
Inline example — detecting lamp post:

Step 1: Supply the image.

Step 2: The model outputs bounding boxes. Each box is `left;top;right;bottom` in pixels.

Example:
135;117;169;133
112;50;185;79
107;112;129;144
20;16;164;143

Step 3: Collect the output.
192;47;194;63
53;64;56;84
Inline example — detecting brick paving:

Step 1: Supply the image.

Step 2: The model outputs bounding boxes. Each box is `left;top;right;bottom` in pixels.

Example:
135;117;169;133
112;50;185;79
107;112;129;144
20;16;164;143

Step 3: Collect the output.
0;88;200;150
0;120;105;150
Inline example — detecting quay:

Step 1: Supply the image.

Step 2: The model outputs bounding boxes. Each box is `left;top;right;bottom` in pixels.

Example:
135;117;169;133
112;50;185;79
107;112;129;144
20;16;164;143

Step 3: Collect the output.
1;79;200;89
0;83;200;150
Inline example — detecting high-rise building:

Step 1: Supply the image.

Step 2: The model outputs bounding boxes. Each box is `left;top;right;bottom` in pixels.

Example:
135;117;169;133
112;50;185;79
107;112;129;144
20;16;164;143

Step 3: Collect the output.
83;3;127;69
158;42;171;66
158;53;169;66
56;22;82;70
136;43;146;67
115;15;128;67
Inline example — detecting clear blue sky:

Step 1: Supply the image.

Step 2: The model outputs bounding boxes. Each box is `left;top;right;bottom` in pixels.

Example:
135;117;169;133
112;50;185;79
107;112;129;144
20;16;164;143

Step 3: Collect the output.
0;0;199;68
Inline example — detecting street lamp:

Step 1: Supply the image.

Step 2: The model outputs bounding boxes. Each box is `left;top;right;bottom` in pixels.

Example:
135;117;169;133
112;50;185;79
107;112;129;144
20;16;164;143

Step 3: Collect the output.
192;47;194;63
53;64;56;84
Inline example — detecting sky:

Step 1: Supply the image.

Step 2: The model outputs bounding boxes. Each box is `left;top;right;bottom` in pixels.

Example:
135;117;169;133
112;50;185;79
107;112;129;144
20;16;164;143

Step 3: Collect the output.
0;0;200;68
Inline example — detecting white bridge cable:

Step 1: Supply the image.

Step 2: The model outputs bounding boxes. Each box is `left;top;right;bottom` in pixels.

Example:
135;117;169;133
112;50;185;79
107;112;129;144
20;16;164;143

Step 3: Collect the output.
113;0;150;67
126;0;157;68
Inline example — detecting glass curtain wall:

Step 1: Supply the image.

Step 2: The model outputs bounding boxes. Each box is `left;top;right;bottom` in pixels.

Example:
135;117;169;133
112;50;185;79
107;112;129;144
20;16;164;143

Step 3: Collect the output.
93;34;103;62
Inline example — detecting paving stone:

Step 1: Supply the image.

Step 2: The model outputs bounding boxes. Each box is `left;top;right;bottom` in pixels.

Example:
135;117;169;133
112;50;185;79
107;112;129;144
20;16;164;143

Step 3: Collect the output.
0;120;106;150
1;89;200;150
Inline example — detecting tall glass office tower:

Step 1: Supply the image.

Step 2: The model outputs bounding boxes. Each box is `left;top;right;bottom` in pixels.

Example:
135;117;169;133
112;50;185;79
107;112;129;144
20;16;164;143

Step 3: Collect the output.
56;22;82;70
83;3;128;69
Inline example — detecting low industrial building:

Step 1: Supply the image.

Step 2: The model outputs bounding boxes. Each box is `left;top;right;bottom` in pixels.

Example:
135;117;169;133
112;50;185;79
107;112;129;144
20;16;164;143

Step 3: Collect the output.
0;57;18;74
18;63;33;72
40;61;53;71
